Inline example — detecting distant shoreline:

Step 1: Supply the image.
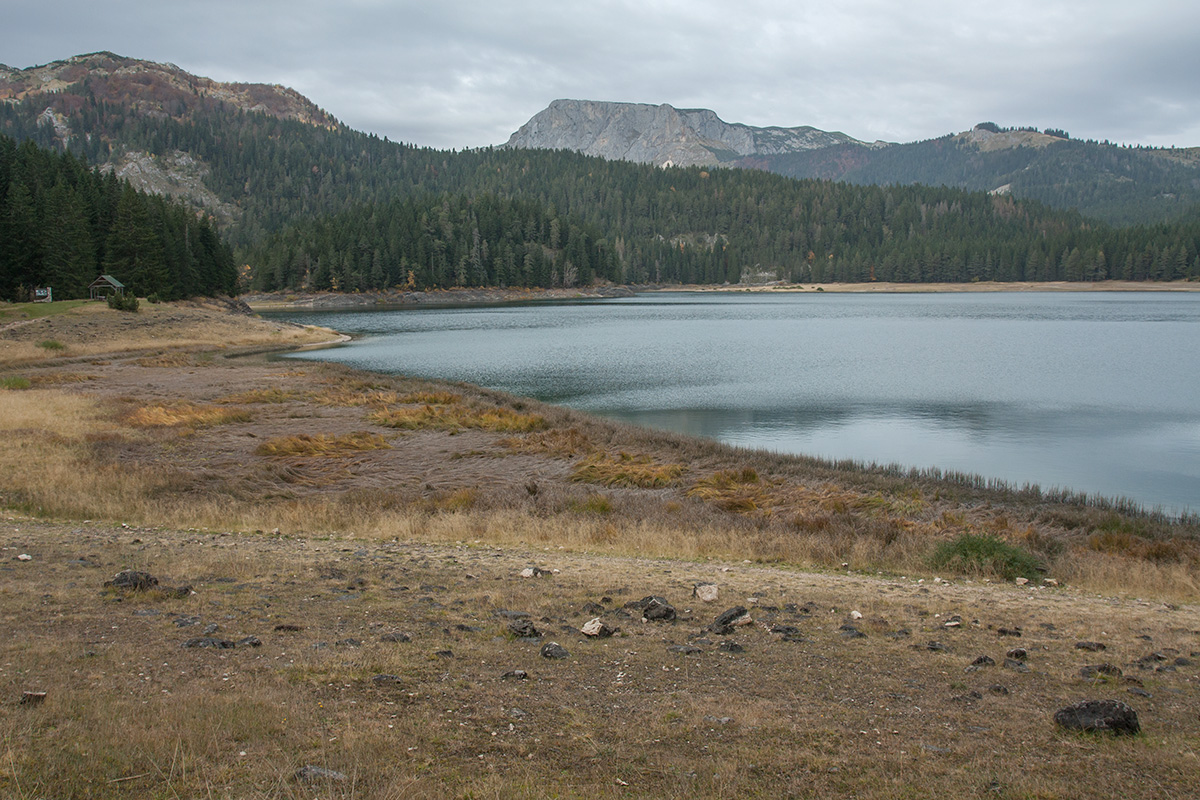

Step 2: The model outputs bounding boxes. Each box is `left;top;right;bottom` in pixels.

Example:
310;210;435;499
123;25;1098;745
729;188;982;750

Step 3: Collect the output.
243;280;1200;310
658;280;1200;294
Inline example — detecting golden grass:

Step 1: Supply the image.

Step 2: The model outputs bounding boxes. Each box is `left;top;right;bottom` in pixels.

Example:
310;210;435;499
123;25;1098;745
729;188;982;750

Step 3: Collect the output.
571;451;686;488
502;427;593;457
127;402;253;428
134;351;196;367
0;389;103;438
219;387;305;404
254;431;391;458
369;403;547;433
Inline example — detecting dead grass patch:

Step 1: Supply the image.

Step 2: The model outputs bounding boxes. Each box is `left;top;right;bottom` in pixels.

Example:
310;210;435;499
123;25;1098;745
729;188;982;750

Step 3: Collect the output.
502;426;593;457
369;403;546;433
127;402;253;428
571;451;686;488
219;387;303;404
254;431;391;458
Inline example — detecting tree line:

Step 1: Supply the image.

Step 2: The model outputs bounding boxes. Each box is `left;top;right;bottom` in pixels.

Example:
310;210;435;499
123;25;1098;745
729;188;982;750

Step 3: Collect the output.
0;134;237;302
3;87;1200;291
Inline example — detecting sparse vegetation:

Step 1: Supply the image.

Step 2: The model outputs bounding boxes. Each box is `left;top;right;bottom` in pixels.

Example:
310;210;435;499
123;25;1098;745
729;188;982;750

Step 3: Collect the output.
36;338;65;351
127;402;252;428
571;451;686;488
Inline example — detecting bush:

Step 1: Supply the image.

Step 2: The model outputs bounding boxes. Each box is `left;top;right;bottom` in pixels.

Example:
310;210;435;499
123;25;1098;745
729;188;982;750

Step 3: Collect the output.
106;293;139;312
36;339;65;351
146;293;161;304
930;533;1043;581
1;376;32;390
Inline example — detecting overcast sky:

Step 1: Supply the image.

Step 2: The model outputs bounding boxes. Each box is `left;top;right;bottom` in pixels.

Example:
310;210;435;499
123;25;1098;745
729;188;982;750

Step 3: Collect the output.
4;1;1200;150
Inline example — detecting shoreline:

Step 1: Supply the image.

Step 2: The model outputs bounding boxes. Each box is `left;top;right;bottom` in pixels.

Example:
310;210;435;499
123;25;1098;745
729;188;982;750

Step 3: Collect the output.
243;280;1200;310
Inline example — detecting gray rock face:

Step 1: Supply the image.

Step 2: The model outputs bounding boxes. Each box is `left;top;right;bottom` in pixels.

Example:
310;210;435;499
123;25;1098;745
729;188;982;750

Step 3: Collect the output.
504;100;869;168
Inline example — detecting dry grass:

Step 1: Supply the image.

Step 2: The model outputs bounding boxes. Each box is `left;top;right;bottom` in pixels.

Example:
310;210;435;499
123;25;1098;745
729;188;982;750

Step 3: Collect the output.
369;402;547;433
127;402;253;428
255;431;392;458
571;451;687;488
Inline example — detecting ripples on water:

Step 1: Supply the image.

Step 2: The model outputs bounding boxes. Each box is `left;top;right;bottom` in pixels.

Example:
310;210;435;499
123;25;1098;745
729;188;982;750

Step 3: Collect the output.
271;292;1200;514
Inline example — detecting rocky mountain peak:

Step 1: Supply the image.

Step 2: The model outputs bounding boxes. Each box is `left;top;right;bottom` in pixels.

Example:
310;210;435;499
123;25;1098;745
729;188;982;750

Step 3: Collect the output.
504;99;874;168
0;51;337;128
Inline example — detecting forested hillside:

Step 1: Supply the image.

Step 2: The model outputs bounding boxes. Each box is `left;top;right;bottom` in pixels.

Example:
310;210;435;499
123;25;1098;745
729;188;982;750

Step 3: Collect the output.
754;129;1200;226
0;134;236;301
3;60;1199;291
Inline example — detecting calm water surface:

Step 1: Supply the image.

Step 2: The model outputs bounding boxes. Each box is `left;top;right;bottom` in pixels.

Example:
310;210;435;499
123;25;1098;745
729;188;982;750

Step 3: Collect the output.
272;292;1200;513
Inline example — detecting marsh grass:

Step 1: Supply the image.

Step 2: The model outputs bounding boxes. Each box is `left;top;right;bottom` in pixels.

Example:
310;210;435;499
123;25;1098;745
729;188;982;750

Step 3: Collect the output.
571;451;686;488
369;403;546;433
36;339;65;351
930;532;1044;580
254;431;391;458
0;375;31;389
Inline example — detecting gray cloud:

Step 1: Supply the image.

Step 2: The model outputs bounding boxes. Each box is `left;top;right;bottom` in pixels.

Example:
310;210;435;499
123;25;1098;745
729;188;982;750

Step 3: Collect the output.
3;0;1199;149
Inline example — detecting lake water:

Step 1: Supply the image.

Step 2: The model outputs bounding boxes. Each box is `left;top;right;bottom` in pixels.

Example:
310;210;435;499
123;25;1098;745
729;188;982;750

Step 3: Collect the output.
270;292;1200;514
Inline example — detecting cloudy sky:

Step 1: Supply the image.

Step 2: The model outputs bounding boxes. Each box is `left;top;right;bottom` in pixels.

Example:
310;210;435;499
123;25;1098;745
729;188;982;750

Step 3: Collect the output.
4;0;1200;150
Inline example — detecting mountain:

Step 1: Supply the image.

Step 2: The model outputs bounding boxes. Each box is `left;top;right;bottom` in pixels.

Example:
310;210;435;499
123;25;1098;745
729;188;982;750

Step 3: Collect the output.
504;99;876;168
3;53;1197;292
0;52;340;226
507;104;1200;225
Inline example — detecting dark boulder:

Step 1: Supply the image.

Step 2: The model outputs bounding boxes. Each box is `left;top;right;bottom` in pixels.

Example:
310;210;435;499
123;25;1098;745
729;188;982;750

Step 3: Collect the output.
1053;700;1140;735
709;606;751;635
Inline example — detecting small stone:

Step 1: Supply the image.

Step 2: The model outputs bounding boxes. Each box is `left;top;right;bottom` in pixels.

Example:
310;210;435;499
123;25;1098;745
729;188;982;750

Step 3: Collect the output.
988;684;1010;695
519;567;550;578
1075;641;1106;652
709;606;751;635
1128;687;1152;698
850;610;863;620
181;637;235;649
1006;648;1028;661
273;623;302;632
997;627;1022;637
970;655;996;667
718;641;744;653
104;570;158;591
295;765;347;783
380;632;412;642
693;583;719;602
1080;663;1122;680
540;641;569;659
668;644;703;655
581;617;615;638
703;715;734;726
236;636;262;648
1003;658;1030;673
508;619;541;639
1015;577;1029;586
1043;578;1059;587
16;554;32;561
640;596;676;622
501;669;529;680
202;623;219;635
1053;700;1139;735
371;674;403;686
20;691;46;705
335;638;362;648
434;649;454;659
839;625;867;639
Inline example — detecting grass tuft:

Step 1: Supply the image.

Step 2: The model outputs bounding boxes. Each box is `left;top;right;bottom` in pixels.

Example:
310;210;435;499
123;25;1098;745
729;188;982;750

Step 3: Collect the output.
1;375;32;390
36;339;65;351
571;451;686;488
127;403;253;428
930;533;1043;581
369;403;546;433
255;431;392;458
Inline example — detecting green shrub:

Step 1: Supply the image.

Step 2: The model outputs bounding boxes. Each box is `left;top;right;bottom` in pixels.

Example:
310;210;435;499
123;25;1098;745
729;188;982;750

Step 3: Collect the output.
146;293;161;304
930;533;1043;581
106;293;140;312
1;376;32;390
36;339;65;351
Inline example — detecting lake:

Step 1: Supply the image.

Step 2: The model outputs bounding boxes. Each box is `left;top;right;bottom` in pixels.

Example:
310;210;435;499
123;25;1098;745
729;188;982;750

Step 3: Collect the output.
269;292;1200;514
